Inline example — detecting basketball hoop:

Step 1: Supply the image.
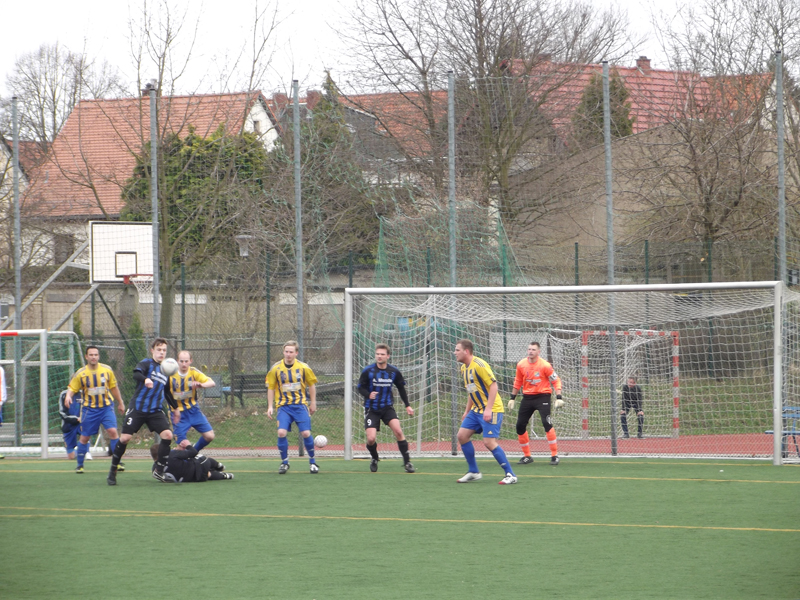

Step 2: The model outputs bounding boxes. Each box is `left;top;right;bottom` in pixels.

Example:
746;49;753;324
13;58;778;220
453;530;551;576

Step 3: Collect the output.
123;274;154;298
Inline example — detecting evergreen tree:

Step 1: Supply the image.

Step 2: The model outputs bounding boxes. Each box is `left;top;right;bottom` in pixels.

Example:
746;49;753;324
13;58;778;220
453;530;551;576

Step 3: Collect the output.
572;70;634;148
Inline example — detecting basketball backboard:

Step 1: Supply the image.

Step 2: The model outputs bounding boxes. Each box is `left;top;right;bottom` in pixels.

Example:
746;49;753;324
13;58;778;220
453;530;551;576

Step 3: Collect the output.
90;221;154;283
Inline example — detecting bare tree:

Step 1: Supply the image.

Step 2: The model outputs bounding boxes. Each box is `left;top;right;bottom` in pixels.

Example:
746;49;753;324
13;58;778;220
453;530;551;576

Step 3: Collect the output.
1;42;126;158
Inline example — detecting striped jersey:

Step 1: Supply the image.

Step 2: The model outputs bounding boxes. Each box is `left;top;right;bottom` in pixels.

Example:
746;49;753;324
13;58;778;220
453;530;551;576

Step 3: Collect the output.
265;360;318;407
169;368;212;411
68;364;118;408
513;357;561;395
131;358;171;413
460;356;504;414
358;363;409;410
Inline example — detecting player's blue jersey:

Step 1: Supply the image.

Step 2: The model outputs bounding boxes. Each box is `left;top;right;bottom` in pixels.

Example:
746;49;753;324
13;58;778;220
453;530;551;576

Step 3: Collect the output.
358;363;407;410
131;358;170;413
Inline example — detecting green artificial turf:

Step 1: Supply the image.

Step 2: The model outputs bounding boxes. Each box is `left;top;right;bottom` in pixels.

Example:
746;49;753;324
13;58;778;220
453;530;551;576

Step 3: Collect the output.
1;457;798;599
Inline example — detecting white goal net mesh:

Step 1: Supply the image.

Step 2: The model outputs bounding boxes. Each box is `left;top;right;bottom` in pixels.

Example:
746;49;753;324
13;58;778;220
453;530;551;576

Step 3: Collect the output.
348;285;800;461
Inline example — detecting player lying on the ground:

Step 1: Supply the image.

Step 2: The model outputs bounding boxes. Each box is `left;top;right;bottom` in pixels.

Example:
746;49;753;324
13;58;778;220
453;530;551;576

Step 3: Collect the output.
150;440;233;483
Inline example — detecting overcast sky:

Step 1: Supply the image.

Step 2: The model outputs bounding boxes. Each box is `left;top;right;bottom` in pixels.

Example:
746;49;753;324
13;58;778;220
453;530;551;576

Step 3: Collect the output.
2;0;677;98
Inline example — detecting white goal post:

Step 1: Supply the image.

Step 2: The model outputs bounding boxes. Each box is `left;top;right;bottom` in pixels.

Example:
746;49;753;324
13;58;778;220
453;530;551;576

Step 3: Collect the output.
344;282;793;464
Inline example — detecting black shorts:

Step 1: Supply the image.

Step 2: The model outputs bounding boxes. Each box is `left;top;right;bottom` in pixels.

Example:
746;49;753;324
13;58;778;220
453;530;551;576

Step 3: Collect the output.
364;406;399;431
622;400;643;413
517;394;552;432
122;408;171;435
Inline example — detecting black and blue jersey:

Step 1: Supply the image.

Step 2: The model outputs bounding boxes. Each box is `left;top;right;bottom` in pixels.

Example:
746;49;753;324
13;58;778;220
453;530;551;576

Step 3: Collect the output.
131;358;171;413
357;363;409;410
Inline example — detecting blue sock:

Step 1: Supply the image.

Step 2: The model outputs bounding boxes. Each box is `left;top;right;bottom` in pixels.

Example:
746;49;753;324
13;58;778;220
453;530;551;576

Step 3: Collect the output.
195;437;210;451
109;438;118;454
303;436;316;463
77;442;90;467
461;441;479;473
491;446;514;476
277;436;289;462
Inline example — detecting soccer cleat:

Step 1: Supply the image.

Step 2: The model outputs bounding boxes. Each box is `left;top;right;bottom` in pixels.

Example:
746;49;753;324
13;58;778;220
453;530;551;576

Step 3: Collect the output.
499;473;518;485
518;456;534;465
152;469;166;483
404;462;416;473
550;456;560;466
279;462;290;474
117;462;125;472
85;452;93;461
456;472;482;483
370;459;379;472
223;472;234;480
75;466;84;474
309;463;319;474
107;468;117;486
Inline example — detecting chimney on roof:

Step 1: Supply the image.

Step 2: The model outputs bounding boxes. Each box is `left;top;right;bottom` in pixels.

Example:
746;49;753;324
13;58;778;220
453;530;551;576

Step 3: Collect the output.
141;79;158;96
273;92;289;110
306;90;322;110
636;56;651;73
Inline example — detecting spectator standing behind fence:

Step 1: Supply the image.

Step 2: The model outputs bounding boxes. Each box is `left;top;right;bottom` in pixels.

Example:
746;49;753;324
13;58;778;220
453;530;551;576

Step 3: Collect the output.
266;340;319;475
169;350;216;452
65;346;124;474
621;376;644;439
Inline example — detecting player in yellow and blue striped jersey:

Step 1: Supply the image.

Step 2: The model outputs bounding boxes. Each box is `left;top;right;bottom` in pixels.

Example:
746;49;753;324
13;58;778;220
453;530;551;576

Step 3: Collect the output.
454;339;517;485
266;340;319;474
169;350;216;452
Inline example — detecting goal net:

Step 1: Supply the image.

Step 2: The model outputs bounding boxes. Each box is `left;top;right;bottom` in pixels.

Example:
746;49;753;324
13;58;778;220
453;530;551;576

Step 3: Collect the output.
344;282;799;463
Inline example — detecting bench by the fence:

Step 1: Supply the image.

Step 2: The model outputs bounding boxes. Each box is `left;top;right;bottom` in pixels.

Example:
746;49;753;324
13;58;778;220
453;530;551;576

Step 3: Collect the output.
221;375;344;407
0;422;63;446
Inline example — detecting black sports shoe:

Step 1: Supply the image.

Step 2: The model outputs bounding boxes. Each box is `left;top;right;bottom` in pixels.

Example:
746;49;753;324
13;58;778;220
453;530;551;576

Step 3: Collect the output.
550;456;560;466
404;462;416;473
637;433;644;439
223;472;234;480
75;466;84;474
152;469;166;483
518;456;534;465
117;462;125;472
370;459;379;472
107;468;117;486
279;462;290;474
622;433;630;439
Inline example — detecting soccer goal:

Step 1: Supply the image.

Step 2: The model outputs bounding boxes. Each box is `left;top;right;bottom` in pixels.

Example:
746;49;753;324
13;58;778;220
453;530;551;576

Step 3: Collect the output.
0;330;82;457
344;282;798;464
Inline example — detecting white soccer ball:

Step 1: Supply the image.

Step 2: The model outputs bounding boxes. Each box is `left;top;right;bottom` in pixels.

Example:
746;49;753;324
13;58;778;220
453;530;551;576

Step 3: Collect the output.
314;435;328;448
161;358;179;377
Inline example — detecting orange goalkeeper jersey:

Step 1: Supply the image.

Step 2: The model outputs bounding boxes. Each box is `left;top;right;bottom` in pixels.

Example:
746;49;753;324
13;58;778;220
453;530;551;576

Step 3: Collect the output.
514;357;561;395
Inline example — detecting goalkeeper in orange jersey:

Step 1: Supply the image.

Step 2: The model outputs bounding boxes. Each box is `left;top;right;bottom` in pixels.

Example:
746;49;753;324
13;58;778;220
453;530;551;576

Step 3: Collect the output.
507;341;562;466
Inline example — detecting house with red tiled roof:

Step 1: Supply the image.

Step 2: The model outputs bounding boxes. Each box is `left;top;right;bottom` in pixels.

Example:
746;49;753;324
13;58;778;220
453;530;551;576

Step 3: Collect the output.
22;91;279;265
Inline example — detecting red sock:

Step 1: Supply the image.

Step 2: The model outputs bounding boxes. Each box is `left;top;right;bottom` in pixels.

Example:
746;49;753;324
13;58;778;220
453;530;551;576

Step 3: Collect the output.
518;432;531;457
546;428;558;456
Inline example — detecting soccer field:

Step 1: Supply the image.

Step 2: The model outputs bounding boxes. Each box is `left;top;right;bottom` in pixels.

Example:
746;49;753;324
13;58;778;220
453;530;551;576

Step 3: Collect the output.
1;456;798;599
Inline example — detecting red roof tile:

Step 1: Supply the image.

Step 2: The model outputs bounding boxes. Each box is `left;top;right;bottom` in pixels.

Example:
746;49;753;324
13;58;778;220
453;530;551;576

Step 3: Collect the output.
26;91;272;218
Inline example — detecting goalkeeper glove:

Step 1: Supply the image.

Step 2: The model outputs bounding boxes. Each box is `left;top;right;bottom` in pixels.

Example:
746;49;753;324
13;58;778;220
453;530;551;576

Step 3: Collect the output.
554;394;564;409
507;394;516;410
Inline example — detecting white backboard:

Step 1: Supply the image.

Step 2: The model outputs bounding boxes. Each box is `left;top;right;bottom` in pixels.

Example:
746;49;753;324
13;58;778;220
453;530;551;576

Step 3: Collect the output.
90;221;154;283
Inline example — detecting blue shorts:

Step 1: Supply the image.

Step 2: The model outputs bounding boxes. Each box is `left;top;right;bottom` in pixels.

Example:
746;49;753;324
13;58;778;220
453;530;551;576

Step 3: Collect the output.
460;411;504;438
63;426;79;452
80;405;118;437
277;404;311;433
173;405;213;442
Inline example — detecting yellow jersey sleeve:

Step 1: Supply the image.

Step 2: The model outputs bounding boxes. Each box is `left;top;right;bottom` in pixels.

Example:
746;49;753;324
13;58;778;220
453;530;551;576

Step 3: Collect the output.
190;368;211;384
68;371;84;394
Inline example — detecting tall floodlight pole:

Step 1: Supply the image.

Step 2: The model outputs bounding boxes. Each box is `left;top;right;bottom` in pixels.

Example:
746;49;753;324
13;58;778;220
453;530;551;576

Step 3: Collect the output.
603;61;619;455
776;50;786;285
448;71;457;287
293;80;304;360
12;98;22;445
150;87;160;337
